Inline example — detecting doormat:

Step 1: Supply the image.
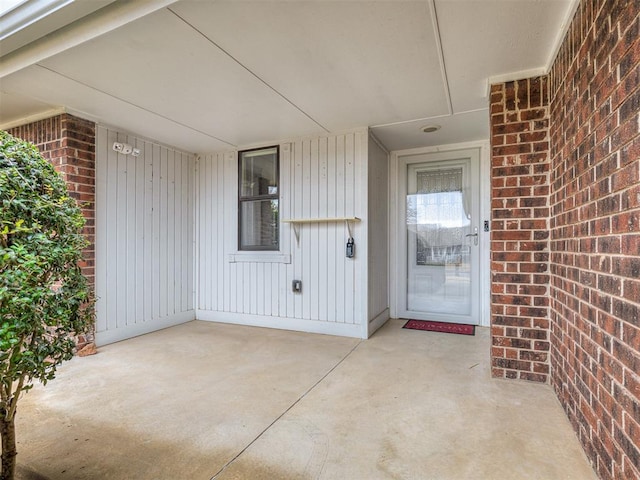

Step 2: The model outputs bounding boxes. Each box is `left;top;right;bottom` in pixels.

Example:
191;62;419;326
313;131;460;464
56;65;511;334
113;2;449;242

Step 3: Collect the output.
403;319;475;336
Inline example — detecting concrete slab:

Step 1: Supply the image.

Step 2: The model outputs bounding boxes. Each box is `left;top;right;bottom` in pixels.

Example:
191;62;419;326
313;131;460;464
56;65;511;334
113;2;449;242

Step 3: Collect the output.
14;320;597;479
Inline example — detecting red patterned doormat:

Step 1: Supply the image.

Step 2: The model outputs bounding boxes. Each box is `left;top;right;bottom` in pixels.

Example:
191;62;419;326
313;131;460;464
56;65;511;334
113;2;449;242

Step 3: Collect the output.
403;319;475;336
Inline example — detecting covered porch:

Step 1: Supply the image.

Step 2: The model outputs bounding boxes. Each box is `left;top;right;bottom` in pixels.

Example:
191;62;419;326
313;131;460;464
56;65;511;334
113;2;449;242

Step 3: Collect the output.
2;0;639;477
17;320;595;479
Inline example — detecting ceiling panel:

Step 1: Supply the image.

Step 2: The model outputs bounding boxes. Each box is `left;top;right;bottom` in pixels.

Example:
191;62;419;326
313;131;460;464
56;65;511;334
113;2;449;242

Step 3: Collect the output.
0;90;58;125
371;109;489;152
1;65;233;153
436;0;573;113
171;0;449;131
36;8;325;147
1;0;576;153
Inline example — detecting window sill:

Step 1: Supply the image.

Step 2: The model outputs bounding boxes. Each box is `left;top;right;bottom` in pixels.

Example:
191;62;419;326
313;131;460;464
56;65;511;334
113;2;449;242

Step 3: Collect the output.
227;253;291;264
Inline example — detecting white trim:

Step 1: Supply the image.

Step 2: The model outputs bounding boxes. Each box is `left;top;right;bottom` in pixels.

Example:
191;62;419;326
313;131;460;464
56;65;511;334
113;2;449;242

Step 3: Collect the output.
0;0;29;19
0;106;66;130
545;0;580;73
389;140;491;327
193;156;200;318
368;308;390;337
0;0;71;41
486;67;547;95
368;129;390;155
479;142;491;329
484;0;579;95
389;150;400;319
394;139;490;158
196;310;364;339
95;310;195;346
356;129;369;339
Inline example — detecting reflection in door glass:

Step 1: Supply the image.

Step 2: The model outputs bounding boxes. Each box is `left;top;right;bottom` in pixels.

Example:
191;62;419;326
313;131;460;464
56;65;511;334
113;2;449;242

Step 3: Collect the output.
407;167;471;315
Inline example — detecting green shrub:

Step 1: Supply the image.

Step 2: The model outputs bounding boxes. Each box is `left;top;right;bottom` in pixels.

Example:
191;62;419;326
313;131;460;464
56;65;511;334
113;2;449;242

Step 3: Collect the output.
0;130;94;480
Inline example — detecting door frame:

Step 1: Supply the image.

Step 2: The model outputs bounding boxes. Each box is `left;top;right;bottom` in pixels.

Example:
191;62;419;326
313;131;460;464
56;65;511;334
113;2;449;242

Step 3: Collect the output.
389;141;491;327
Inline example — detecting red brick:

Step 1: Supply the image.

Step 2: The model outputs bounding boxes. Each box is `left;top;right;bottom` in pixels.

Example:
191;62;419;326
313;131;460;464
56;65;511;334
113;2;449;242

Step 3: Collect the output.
8;113;96;348
541;0;640;475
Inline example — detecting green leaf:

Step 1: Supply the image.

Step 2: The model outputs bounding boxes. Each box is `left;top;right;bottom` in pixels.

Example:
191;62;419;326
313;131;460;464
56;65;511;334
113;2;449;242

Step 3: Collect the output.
0;129;94;411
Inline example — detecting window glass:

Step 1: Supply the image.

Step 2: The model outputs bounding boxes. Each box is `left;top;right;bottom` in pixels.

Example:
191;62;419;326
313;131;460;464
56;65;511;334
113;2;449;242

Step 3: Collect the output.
240;148;278;197
240;200;279;249
239;147;279;250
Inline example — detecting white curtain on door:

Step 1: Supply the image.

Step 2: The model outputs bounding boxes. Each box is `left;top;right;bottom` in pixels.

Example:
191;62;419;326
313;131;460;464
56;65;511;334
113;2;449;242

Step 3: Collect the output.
406;168;470;265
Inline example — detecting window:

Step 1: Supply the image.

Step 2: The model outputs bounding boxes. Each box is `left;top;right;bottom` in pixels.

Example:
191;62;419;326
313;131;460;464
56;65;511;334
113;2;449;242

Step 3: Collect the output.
238;146;279;250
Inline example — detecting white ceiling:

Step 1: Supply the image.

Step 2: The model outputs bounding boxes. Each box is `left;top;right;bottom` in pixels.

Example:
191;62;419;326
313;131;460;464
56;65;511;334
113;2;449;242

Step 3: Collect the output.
0;0;576;153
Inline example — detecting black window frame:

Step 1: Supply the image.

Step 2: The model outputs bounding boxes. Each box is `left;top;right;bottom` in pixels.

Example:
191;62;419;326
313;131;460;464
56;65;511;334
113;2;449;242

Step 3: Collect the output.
238;145;280;251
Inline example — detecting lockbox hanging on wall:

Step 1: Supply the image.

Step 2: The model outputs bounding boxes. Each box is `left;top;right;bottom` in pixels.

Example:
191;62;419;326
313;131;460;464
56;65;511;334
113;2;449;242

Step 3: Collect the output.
346;237;355;258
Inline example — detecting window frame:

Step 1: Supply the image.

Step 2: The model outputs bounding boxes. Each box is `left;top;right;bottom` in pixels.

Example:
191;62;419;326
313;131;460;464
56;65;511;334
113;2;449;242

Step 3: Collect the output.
238;145;280;251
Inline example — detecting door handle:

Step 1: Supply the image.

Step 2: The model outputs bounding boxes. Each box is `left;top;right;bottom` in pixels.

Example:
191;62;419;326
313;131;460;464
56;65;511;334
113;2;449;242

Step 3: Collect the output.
466;227;479;246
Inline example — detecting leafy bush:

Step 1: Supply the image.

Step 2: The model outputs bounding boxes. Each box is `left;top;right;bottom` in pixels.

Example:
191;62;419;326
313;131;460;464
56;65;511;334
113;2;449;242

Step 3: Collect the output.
0;130;94;480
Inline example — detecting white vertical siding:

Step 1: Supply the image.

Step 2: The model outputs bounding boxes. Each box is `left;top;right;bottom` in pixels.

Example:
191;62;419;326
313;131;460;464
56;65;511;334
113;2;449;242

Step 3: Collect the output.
367;134;390;335
95;126;386;342
95;126;195;345
196;130;369;337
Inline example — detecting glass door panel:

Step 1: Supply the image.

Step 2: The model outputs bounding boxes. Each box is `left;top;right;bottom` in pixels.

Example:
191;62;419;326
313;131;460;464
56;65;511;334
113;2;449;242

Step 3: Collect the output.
406;159;479;323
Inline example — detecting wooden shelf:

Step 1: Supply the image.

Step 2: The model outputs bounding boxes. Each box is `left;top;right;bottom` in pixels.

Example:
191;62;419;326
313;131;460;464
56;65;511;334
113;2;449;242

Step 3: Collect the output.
282;217;361;224
282;217;361;244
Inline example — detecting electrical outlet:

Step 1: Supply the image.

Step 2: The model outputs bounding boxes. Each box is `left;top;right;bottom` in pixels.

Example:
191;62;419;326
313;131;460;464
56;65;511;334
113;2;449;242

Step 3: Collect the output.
292;280;302;293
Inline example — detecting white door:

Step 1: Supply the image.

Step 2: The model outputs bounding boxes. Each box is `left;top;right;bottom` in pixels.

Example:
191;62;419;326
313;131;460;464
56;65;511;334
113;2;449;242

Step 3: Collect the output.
400;150;480;325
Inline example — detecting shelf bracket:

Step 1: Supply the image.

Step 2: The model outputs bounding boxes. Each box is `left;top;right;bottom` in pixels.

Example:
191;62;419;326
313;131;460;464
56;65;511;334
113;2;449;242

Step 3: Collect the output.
292;223;301;244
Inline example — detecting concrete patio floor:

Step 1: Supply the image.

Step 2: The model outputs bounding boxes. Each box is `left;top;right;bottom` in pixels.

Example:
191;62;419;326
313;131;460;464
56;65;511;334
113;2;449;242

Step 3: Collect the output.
15;319;596;480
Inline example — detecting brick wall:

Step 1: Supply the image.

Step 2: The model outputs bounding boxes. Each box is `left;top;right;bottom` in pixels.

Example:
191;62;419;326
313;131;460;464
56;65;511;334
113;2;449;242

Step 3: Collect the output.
489;77;552;382
548;0;640;478
7;113;97;350
490;0;640;477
